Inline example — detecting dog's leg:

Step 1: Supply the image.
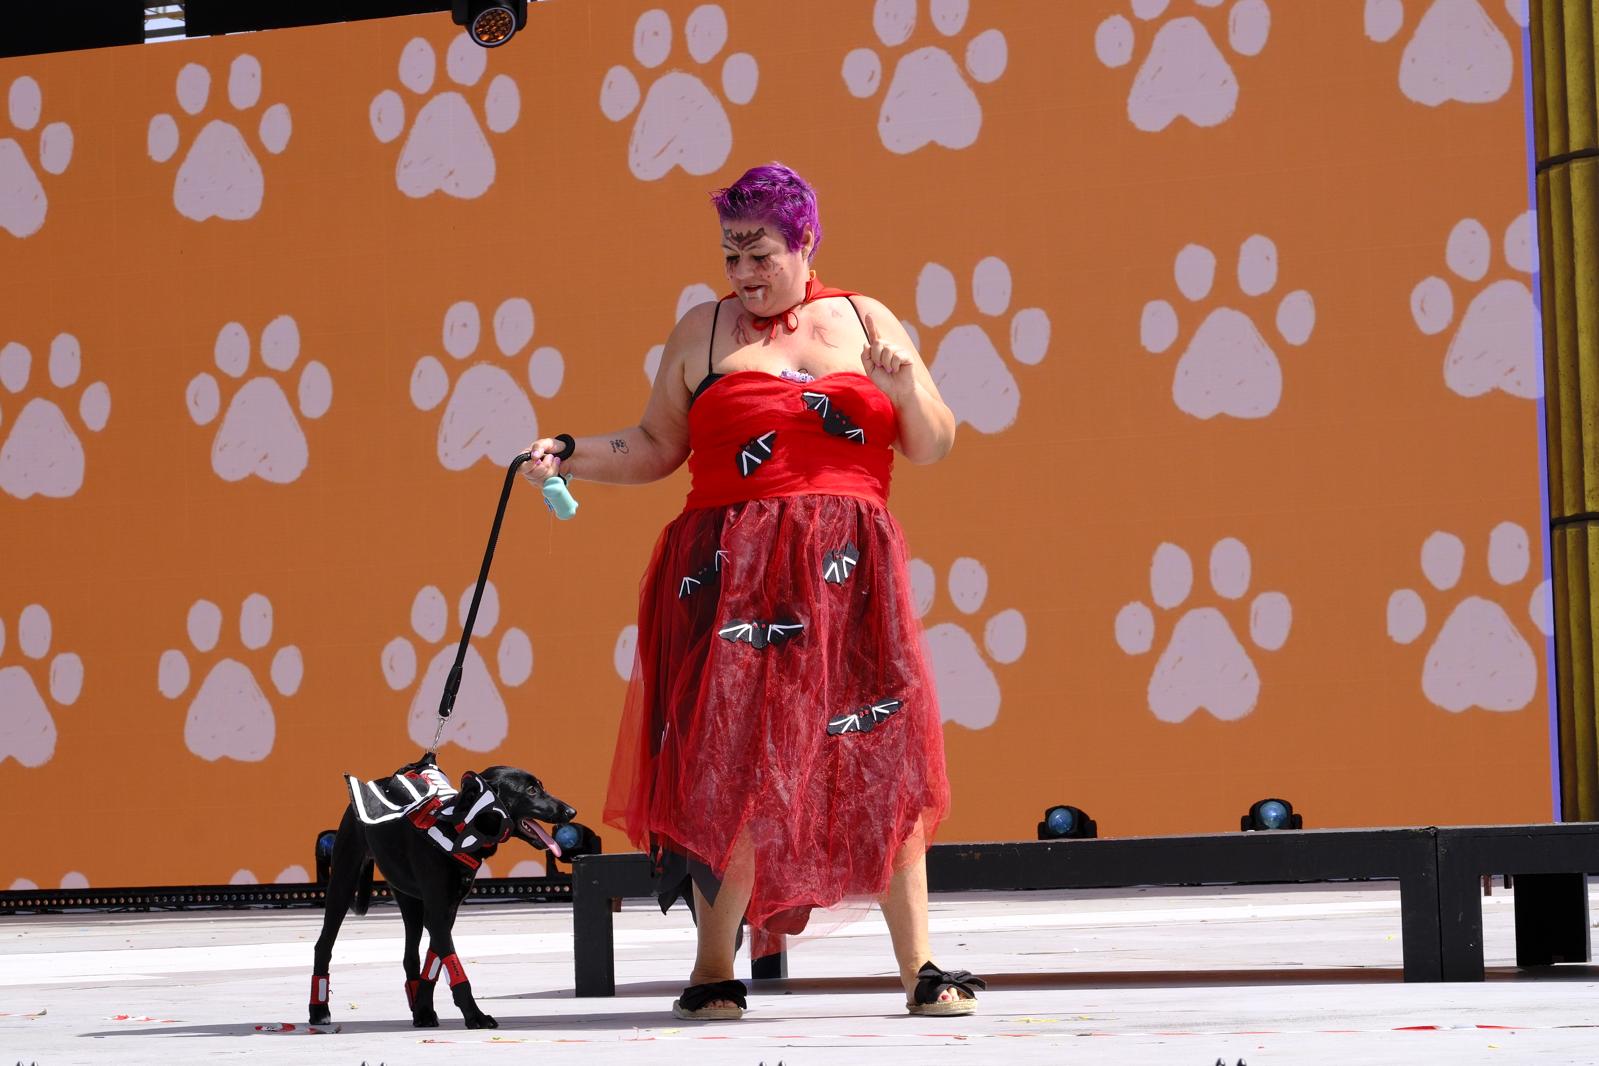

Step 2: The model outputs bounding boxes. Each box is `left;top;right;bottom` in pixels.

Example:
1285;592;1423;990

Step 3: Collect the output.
397;892;438;1028
420;898;497;1029
309;807;368;1025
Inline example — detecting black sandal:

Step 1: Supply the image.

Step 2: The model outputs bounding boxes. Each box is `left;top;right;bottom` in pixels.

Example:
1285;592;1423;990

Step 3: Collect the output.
672;978;747;1021
906;962;985;1016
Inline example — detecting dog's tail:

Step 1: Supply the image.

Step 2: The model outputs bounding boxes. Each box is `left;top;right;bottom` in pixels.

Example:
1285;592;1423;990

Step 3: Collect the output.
352;856;377;916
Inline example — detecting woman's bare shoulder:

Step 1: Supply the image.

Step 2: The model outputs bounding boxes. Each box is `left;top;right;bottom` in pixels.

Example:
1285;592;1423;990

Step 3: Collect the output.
655;298;723;391
844;292;896;318
669;298;723;346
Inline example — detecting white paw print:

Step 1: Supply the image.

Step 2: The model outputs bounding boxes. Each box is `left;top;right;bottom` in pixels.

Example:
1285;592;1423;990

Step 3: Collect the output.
643;283;717;384
229;866;309;885
0;76;74;238
0;604;83;767
909;556;1026;730
0;334;110;500
599;5;758;181
158;595;303;762
8;872;88;891
613;624;638;681
841;0;1007;154
1410;212;1538;400
383;582;532;753
1387;523;1551;713
1095;0;1271;132
905;257;1050;434
147;56;292;222
1364;0;1527;106
411;298;563;471
185;316;332;484
370;34;520;200
1139;236;1314;419
1115;539;1291;723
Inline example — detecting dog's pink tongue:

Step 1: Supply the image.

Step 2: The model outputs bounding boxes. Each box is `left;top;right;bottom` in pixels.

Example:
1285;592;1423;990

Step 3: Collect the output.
524;819;561;858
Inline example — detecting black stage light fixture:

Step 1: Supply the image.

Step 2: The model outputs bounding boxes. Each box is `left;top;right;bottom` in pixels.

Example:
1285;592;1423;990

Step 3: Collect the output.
548;821;602;862
453;0;528;47
313;828;339;884
1241;797;1302;831
1037;804;1097;840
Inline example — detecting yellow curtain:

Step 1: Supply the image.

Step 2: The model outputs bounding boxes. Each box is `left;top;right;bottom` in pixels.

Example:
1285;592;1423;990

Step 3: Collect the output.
1532;1;1599;819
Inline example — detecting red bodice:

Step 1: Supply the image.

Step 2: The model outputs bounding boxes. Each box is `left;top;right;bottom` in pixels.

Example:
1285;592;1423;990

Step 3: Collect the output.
684;371;897;510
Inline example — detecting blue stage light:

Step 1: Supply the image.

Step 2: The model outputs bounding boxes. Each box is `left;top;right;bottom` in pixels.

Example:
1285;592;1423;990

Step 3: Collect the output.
313;828;338;884
1037;804;1097;840
1242;797;1303;831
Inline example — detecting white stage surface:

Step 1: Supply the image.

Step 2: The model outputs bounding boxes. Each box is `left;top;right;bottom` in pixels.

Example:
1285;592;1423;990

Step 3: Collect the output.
5;883;1598;1064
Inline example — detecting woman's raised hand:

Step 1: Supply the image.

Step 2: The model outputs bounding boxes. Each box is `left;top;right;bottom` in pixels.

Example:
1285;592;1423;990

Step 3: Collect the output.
861;313;916;403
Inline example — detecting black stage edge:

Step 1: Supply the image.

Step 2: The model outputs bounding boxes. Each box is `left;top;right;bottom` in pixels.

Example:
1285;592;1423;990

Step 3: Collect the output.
0;873;572;914
571;825;1599;994
1435;824;1599;980
572;829;1442;995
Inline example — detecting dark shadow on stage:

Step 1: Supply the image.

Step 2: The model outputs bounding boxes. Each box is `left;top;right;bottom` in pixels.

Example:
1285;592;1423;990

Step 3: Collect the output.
504;960;1599;1001
76;964;1599;1039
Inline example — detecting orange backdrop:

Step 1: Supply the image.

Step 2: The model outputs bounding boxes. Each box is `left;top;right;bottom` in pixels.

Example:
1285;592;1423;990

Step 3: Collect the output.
0;0;1554;889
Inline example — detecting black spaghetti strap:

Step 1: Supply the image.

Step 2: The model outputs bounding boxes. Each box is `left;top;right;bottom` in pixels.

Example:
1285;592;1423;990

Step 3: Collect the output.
687;298;728;408
844;295;868;332
708;298;723;375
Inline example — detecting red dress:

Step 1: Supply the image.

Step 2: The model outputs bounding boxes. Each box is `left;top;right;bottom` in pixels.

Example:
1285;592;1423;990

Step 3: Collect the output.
604;292;951;935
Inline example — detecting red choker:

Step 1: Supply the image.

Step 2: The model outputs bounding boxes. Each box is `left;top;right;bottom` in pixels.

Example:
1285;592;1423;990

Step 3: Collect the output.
744;275;828;339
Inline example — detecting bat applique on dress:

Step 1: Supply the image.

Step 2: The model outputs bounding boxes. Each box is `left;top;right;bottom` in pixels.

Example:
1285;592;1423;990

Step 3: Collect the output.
802;392;866;444
826;697;903;736
822;542;860;585
679;550;730;599
718;618;805;649
737;431;777;477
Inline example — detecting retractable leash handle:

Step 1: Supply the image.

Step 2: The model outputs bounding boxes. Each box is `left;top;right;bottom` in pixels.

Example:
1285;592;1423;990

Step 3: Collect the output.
428;449;579;753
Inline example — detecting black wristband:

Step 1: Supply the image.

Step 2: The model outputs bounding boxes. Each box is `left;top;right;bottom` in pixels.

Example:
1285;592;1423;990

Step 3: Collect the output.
553;433;576;460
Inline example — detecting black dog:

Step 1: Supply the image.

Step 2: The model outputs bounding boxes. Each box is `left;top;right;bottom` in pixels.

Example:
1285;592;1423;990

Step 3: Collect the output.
309;755;575;1029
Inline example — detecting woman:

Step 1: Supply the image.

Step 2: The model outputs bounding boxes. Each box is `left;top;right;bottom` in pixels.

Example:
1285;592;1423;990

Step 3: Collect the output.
525;163;983;1019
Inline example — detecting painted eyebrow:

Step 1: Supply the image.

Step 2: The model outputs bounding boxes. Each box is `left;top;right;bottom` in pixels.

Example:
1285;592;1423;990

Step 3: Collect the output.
722;226;769;251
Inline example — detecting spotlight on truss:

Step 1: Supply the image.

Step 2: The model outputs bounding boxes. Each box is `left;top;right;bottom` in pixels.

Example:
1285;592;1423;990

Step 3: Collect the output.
454;0;527;47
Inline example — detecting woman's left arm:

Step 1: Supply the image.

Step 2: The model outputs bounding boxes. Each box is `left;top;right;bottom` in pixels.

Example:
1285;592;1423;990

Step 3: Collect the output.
854;296;956;464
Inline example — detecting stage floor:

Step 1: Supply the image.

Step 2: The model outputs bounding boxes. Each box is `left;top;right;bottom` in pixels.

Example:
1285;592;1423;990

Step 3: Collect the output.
5;882;1597;1064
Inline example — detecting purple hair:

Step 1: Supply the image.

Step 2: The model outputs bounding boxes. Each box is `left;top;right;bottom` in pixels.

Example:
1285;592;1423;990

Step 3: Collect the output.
710;163;823;260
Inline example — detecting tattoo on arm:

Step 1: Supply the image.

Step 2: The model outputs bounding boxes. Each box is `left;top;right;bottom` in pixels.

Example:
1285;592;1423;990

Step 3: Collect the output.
610;438;629;454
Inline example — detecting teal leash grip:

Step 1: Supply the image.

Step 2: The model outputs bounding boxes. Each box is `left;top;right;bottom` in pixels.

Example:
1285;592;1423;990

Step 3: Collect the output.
542;474;578;519
539;432;579;519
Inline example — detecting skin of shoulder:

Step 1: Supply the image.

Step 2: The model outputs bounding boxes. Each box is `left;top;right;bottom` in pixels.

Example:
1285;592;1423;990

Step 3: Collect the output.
666;299;722;396
842;293;922;359
632;299;720;467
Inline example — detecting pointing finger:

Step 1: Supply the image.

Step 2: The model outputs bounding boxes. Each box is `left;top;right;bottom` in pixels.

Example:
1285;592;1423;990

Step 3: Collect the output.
864;312;880;348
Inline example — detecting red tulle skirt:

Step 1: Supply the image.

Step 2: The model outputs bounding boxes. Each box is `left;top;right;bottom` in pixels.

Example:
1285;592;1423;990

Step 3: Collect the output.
604;492;950;934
